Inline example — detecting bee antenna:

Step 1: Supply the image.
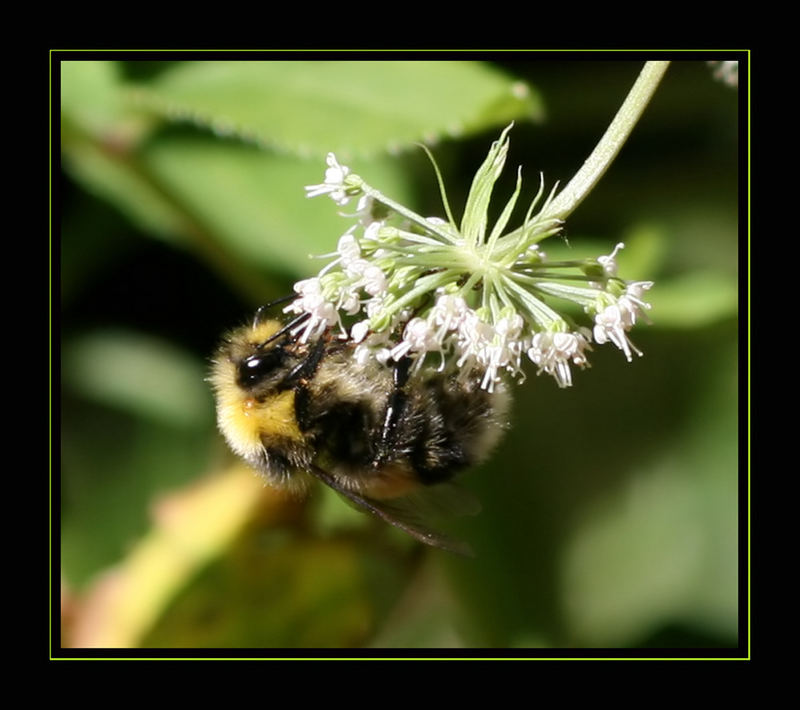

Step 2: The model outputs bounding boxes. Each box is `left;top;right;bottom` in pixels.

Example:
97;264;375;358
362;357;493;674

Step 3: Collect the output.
252;295;300;327
258;312;311;348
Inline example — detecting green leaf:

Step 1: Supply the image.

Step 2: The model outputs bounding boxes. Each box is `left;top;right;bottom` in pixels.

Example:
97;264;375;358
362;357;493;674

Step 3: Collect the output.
61;134;190;241
60;60;124;135
648;270;738;327
559;342;739;646
65;468;273;646
62;330;212;429
561;460;712;646
133;61;544;158
141;134;413;277
369;561;469;648
615;224;668;278
61;409;213;589
60;61;181;239
141;530;406;648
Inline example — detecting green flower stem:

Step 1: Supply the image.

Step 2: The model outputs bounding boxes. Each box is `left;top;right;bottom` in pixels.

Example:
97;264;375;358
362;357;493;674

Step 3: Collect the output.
531;280;600;307
491;219;563;258
486;167;523;256
384;229;446;247
380;270;454;320
491;274;516;313
503;275;563;327
459;271;483;298
514;272;601;282
542;61;670;222
359;181;458;244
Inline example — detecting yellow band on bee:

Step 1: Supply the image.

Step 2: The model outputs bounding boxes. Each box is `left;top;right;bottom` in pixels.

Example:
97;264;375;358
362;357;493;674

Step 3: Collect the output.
245;390;303;442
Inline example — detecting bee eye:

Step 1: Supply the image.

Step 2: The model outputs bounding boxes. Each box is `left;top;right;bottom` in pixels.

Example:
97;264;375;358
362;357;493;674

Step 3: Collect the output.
237;349;286;388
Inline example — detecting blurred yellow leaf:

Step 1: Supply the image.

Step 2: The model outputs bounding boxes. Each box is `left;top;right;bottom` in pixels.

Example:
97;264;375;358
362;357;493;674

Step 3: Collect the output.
67;464;280;648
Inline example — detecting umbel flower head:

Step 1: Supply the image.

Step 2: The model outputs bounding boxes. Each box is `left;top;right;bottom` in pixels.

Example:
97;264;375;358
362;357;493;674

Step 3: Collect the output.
292;125;653;391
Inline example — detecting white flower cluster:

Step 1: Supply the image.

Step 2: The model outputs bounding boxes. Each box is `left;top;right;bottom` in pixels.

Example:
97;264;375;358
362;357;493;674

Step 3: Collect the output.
528;330;591;389
304;153;354;205
283;277;340;343
294;130;653;391
592;281;653;361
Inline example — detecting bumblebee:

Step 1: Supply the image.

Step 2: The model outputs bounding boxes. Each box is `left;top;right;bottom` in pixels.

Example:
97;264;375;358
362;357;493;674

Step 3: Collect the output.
210;310;510;553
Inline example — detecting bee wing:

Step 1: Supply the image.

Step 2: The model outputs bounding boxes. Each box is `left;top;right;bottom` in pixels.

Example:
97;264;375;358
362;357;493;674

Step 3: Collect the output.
308;465;474;557
399;482;482;519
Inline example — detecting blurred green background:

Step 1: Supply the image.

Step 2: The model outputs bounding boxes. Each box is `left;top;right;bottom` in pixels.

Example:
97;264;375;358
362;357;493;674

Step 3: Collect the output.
58;57;741;651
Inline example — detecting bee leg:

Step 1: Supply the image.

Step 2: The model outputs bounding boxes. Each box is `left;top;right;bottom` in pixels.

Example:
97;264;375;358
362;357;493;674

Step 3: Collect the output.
373;357;412;468
283;336;327;433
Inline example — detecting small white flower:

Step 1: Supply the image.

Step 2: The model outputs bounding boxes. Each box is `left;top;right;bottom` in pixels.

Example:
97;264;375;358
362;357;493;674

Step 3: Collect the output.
337;288;361;316
284;277;321;315
337;232;361;265
305;153;354;206
593;304;642;362
617;281;653;327
362;220;383;243
365;295;386;319
362;264;387;296
350;320;370;344
496;313;524;340
625;281;653;301
344;257;368;278
480;314;525;391
454;312;524;392
430;294;469;340
283;277;342;342
353;342;373;365
352;194;377;225
339;257;387;299
294;277;321;296
353;328;394;366
456;311;495;368
390;317;440;362
528;330;591;388
294;293;339;343
597;242;625;277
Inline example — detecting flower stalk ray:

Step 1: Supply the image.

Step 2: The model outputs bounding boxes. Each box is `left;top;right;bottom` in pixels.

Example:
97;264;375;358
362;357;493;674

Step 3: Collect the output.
296;62;667;390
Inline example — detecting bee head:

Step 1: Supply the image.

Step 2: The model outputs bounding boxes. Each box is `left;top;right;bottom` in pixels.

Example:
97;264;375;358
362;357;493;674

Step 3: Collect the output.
236;343;291;390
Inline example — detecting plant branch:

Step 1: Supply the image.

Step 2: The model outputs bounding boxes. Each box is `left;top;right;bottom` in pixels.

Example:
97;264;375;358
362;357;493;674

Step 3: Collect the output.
542;61;670;222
